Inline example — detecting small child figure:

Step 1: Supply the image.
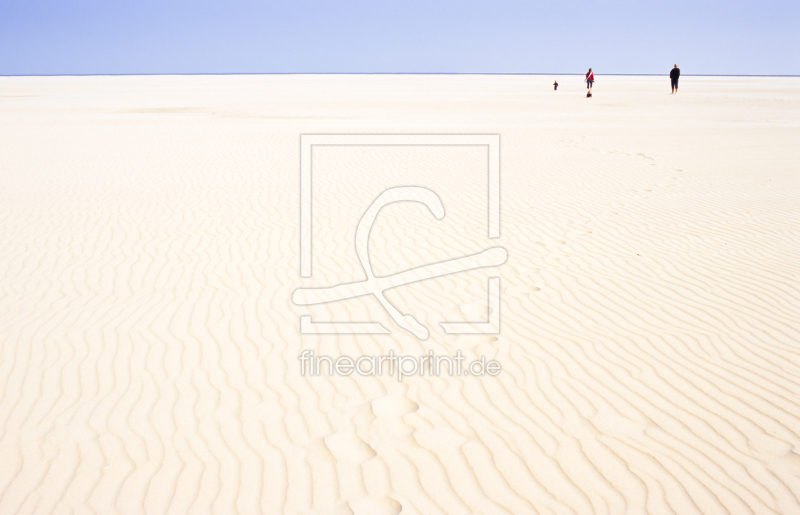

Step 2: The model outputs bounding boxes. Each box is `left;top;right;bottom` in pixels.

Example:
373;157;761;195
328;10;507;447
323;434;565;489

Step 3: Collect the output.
586;90;592;98
553;80;558;91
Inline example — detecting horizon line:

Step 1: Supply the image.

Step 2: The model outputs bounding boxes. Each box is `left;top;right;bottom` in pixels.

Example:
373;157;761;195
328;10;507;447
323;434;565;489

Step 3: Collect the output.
1;72;799;78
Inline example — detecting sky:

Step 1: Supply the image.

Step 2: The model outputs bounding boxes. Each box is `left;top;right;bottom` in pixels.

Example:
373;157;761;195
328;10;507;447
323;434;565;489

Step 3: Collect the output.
1;0;798;76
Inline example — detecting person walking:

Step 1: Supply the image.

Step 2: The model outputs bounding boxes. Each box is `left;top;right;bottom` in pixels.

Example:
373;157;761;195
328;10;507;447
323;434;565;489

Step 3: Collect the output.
585;68;594;90
670;64;680;94
553;80;559;91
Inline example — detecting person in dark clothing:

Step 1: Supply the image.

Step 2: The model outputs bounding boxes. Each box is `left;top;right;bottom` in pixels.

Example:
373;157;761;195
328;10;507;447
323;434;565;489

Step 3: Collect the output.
670;64;680;94
553;80;558;90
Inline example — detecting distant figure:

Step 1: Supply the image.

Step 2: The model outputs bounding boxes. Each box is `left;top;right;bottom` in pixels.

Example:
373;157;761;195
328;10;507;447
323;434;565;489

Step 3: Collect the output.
670;64;680;94
553;80;559;91
585;68;594;90
586;90;592;98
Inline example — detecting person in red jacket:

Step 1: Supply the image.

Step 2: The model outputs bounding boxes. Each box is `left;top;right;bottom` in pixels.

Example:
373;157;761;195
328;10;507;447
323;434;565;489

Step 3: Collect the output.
585;68;594;90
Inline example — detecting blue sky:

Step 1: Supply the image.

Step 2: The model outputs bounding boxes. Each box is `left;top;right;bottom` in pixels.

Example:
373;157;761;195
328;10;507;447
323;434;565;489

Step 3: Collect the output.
1;0;798;75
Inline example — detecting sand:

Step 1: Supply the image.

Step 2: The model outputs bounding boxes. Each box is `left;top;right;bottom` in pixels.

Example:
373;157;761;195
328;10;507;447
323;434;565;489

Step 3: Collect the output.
1;74;799;515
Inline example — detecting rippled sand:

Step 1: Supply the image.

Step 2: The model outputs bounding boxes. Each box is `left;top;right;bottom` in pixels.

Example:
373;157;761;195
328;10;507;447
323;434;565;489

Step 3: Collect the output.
1;74;799;514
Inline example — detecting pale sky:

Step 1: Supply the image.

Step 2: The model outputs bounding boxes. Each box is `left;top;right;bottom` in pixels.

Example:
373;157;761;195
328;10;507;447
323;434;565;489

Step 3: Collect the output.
1;0;798;75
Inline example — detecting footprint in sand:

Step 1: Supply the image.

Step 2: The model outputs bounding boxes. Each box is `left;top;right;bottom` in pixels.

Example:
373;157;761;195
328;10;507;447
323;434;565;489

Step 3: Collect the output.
372;394;419;417
325;432;377;463
349;496;402;515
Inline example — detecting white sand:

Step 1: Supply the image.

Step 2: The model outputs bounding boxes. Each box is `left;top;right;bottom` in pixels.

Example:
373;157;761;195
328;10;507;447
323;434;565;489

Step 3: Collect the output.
1;74;799;515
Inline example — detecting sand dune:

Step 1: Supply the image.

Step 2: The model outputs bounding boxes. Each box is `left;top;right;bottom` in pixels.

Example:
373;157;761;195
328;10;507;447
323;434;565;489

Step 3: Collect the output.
1;74;799;514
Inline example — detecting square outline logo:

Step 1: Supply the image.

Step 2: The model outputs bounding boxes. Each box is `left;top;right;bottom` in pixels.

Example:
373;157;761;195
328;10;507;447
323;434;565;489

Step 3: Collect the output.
295;134;503;338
